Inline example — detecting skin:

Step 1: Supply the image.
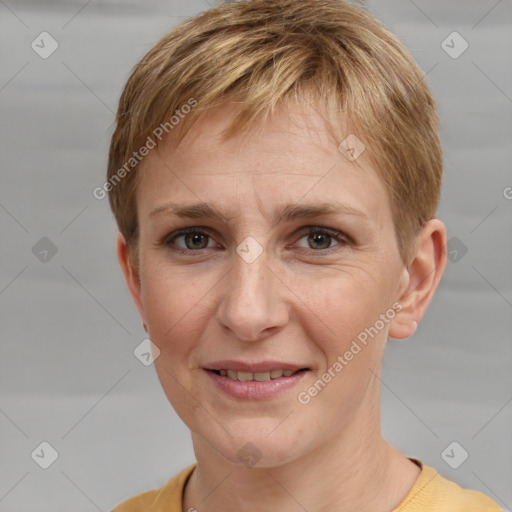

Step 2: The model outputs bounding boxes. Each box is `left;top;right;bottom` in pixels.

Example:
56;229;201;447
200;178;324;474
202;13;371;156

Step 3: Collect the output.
118;100;447;512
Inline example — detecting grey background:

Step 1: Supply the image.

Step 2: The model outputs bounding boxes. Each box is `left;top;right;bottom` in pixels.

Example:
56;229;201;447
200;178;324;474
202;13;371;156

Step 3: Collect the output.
0;0;511;510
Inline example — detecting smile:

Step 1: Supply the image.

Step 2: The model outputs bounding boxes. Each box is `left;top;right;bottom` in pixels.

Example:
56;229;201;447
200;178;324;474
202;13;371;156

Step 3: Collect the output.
205;367;310;400
211;369;303;381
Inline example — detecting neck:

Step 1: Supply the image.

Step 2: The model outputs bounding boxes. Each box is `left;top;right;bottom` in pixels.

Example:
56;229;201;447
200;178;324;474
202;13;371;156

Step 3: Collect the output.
183;402;420;512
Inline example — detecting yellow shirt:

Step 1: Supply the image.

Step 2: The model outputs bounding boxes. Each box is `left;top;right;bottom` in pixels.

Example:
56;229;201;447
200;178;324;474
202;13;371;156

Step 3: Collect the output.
111;458;503;511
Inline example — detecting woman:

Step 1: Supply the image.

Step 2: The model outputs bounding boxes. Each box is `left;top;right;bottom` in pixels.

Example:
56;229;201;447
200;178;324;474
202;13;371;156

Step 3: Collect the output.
107;0;503;510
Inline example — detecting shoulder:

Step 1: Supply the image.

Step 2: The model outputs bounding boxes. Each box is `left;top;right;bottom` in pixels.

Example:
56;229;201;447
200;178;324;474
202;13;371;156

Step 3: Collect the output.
111;489;158;512
110;463;197;512
395;460;504;512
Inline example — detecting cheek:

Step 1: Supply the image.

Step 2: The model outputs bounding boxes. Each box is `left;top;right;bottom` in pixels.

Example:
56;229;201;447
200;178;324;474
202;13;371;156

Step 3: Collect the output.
290;266;389;350
292;272;388;427
141;265;205;372
140;258;209;352
141;262;214;424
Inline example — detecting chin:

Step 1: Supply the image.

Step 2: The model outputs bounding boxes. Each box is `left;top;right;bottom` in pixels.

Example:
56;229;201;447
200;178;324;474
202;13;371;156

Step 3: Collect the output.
197;422;306;469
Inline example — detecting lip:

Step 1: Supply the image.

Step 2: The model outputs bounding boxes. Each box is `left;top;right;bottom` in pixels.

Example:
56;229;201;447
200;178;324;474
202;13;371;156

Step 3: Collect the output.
204;367;310;400
203;360;307;373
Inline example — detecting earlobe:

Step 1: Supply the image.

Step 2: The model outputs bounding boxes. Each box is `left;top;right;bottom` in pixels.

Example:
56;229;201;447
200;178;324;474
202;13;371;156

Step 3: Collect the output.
116;232;146;324
388;219;447;340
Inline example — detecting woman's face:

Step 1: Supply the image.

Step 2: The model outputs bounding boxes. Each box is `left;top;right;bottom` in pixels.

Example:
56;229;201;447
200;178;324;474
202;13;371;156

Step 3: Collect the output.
126;101;410;467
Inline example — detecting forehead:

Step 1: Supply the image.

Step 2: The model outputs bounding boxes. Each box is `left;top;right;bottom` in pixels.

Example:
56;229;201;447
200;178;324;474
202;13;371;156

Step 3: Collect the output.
136;101;392;224
161;100;364;173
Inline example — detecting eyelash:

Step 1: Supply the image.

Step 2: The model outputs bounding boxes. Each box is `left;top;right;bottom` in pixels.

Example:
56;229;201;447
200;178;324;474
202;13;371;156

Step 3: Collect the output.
161;226;351;256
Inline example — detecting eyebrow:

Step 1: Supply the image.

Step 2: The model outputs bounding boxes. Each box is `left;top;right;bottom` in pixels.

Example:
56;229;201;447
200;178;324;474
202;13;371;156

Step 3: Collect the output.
148;201;370;227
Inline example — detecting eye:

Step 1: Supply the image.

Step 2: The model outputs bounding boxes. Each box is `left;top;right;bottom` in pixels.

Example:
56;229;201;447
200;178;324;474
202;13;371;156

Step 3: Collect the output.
295;227;349;252
163;227;218;253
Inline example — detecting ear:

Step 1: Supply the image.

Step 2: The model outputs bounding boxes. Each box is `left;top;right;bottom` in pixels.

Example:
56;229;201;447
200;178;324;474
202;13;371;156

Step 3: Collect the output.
116;232;146;325
388;218;447;340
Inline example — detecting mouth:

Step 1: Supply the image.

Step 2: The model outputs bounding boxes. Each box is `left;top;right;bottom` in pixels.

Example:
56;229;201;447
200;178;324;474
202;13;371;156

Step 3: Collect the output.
208;368;309;381
203;363;311;400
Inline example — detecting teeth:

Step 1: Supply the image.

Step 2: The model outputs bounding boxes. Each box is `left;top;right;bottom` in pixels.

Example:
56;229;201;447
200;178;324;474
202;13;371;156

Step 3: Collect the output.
254;372;270;381
218;369;301;381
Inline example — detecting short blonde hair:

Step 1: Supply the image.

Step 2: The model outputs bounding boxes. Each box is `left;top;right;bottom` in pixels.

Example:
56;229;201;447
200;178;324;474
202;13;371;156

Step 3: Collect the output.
107;0;442;267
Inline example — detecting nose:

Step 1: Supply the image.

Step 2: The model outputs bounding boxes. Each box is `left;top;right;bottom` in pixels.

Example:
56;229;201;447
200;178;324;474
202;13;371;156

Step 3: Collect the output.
216;249;289;343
